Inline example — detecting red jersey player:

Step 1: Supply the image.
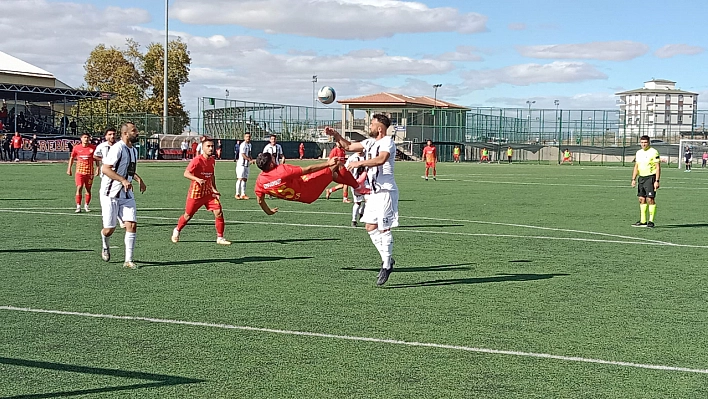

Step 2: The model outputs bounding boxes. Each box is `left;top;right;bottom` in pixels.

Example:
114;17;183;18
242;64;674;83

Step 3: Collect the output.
422;139;437;181
254;152;359;215
325;142;351;202
299;142;305;160
67;133;98;212
171;139;231;245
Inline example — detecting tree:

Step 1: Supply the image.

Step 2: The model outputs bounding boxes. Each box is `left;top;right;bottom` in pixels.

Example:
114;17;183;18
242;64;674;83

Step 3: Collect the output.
75;38;191;134
142;38;191;130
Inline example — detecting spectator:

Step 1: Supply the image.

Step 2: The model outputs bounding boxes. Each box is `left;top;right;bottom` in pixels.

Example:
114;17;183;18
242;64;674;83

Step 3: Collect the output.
3;134;11;160
11;132;23;161
190;139;198;159
233;140;241;162
69;119;77;135
0;104;7;125
180;139;189;160
216;139;222;160
30;134;39;162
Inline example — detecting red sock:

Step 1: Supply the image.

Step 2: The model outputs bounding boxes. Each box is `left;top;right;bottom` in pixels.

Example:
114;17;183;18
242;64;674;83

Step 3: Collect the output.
215;216;225;237
84;193;91;205
334;167;359;188
425;169;429;177
75;195;81;205
176;215;189;231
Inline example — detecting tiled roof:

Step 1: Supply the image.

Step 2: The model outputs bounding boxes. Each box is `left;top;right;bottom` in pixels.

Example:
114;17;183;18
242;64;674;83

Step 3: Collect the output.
338;92;469;110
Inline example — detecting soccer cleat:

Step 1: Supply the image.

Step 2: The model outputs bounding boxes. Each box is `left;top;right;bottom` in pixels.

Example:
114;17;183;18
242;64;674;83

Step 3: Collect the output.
234;194;241;199
631;221;647;227
171;228;180;243
343;198;352;203
647;221;655;228
425;177;428;181
325;189;331;200
84;205;90;212
123;261;138;269
216;237;232;245
241;195;249;200
101;247;110;262
376;258;395;286
75;205;81;213
433;177;436;181
351;221;358;227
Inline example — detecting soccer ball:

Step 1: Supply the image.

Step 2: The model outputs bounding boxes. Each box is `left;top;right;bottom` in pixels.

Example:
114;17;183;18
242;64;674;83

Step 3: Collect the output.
317;86;336;105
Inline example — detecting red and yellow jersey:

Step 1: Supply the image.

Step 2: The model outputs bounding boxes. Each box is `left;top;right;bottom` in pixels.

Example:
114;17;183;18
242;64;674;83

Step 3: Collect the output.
329;147;346;162
453;147;460;155
71;144;96;175
187;155;216;199
255;164;322;203
422;145;437;163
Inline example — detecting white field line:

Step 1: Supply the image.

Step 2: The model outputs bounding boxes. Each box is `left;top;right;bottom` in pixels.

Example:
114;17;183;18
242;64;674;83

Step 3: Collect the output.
1;305;706;375
1;208;705;248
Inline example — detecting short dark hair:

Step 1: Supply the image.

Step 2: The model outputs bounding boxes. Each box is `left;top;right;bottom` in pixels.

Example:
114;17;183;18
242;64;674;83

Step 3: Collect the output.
105;127;117;135
640;135;650;142
269;134;277;139
256;152;275;171
372;113;391;129
81;132;90;137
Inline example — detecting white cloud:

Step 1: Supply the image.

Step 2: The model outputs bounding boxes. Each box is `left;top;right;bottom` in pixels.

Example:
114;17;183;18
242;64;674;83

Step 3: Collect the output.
655;44;704;59
461;61;607;90
517;41;649;61
172;0;488;39
426;46;483;62
507;23;527;31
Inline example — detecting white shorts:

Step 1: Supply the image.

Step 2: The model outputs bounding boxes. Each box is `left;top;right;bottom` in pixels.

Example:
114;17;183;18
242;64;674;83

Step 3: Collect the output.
350;187;365;203
236;165;250;179
360;190;399;230
100;195;137;229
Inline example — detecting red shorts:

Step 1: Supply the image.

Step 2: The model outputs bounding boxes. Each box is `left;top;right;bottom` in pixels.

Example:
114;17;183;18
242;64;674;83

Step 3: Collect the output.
563;157;571;162
425;162;435;168
185;196;222;216
481;156;489;161
297;168;333;203
75;173;93;188
453;154;460;160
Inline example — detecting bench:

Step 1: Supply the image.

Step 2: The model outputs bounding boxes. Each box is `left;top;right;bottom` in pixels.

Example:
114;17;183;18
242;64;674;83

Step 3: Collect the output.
159;148;183;160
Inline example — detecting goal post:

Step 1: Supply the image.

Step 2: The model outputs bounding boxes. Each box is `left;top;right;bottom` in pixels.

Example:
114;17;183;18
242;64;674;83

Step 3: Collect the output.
678;139;708;169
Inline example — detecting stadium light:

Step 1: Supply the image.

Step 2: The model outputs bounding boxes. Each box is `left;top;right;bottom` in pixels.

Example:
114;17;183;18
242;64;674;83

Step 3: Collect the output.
163;0;168;135
433;84;442;137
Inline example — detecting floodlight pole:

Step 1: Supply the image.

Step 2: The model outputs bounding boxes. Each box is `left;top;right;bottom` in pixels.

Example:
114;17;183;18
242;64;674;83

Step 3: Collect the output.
163;0;169;135
433;84;442;140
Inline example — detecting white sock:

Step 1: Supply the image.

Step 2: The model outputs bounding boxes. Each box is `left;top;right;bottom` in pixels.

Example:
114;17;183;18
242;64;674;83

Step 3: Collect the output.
235;180;240;195
241;180;247;196
124;232;136;262
380;230;393;269
367;229;382;254
101;233;110;250
352;203;360;222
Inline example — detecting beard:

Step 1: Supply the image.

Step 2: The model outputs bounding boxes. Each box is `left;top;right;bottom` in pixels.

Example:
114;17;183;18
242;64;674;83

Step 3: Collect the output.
368;130;378;138
129;136;139;143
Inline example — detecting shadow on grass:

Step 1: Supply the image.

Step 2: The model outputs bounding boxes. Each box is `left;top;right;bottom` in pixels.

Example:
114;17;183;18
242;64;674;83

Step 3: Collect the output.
656;223;708;228
0;357;204;398
0;248;93;254
341;263;473;273
138;255;313;268
399;224;465;228
387;273;570;289
0;198;50;201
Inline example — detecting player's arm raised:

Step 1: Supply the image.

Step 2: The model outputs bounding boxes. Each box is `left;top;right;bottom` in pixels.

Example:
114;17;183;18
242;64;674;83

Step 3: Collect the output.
257;195;278;215
325;127;364;152
348;151;389;170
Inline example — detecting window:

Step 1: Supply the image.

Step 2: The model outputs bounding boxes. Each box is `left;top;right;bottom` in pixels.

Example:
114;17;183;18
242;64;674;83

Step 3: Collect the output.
678;94;684;101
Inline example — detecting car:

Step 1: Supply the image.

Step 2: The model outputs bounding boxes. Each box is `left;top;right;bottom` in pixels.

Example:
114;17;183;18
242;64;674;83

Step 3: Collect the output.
650;139;666;144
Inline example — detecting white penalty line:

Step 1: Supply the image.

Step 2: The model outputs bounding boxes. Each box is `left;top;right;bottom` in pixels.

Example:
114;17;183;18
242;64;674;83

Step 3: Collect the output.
1;305;706;375
0;208;704;248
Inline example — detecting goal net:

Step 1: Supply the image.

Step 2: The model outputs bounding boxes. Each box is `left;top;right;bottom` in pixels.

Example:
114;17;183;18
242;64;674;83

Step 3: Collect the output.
678;139;708;169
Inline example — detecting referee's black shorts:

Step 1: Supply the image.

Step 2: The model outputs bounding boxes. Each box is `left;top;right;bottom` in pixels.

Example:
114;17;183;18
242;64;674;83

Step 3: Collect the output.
637;175;657;198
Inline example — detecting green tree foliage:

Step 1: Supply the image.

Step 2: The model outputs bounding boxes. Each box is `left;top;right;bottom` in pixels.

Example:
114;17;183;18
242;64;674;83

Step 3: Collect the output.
75;38;191;133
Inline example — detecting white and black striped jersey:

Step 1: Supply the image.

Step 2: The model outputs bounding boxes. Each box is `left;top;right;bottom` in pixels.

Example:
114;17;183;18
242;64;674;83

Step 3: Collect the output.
362;136;397;192
94;141;112;177
100;141;138;199
238;142;252;167
345;153;366;180
262;143;284;165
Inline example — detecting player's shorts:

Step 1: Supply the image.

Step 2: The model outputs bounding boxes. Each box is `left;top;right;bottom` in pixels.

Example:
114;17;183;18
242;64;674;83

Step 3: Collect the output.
350;186;365;203
637;175;657;198
563;157;571;162
185;196;222;216
453;154;460;160
685;158;692;164
236;164;249;179
298;168;333;203
75;173;93;188
361;190;399;230
481;156;489;161
100;195;137;228
425;162;435;168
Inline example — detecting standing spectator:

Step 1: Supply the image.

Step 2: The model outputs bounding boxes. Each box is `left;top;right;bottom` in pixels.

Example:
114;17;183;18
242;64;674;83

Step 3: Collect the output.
299;142;305;160
190;139;198;159
3;134;12;160
702;151;707;168
69;119;77;135
0;134;5;161
180;139;189;160
30;134;39;162
11;132;23;161
216;139;223;160
0;104;7;125
233;140;241;162
0;119;4;133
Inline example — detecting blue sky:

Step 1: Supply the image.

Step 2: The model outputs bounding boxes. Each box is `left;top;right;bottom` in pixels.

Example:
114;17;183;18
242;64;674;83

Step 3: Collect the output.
3;0;707;117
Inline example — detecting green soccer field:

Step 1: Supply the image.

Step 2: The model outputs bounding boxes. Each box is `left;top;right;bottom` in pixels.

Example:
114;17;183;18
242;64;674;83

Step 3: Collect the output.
1;160;707;398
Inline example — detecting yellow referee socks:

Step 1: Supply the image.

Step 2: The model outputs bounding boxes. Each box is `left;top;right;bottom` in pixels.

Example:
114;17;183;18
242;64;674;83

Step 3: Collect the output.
648;204;656;222
640;203;648;223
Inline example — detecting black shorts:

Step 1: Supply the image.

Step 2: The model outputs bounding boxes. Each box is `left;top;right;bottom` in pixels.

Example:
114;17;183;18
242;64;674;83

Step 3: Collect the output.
637;175;656;198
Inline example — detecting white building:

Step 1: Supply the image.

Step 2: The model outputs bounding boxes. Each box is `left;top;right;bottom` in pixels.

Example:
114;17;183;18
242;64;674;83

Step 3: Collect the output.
615;79;698;142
